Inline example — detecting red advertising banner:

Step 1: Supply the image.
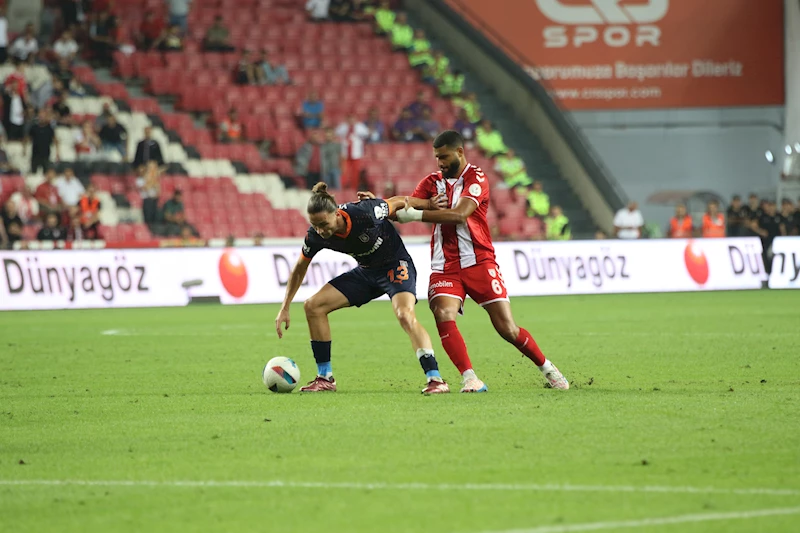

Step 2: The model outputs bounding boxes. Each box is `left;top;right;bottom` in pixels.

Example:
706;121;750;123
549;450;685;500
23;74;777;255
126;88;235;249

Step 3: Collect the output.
445;0;784;110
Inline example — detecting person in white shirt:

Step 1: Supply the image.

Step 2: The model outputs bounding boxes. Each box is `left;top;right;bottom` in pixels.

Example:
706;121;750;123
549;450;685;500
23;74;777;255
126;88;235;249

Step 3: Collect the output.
55;167;85;207
335;114;369;189
306;0;331;20
0;6;8;64
614;201;645;239
53;29;79;62
9;23;38;61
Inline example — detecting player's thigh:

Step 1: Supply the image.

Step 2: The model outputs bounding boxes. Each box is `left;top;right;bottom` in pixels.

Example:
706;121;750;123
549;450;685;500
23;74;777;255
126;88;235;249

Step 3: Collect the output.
375;257;417;304
462;263;509;308
304;282;352;316
323;268;383;310
428;271;466;322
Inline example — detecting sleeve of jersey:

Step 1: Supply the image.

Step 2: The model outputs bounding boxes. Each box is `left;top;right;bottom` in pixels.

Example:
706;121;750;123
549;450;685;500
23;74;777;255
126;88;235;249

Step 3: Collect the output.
461;170;489;207
411;176;434;199
301;233;321;261
355;199;392;223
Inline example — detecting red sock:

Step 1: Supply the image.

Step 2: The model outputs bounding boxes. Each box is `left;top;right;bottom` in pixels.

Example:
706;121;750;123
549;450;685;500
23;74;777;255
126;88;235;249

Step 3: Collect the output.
514;328;546;366
436;320;473;374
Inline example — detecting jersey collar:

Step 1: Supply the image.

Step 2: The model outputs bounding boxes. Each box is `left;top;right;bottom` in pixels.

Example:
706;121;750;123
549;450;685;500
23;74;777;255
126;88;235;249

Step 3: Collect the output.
335;209;352;238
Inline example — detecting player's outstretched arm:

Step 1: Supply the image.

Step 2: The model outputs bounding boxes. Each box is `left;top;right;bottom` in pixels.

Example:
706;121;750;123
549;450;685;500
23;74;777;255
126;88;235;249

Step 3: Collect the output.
397;197;477;225
275;255;312;338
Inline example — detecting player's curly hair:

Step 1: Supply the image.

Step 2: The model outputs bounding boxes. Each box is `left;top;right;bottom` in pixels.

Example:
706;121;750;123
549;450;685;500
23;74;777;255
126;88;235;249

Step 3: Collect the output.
307;182;337;214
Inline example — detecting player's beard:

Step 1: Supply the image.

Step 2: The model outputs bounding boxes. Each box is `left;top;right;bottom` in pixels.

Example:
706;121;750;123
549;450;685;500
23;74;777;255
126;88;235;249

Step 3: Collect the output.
442;159;460;179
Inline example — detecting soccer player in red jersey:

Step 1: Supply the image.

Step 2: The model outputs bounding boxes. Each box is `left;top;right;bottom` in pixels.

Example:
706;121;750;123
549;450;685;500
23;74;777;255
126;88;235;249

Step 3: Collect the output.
366;130;569;392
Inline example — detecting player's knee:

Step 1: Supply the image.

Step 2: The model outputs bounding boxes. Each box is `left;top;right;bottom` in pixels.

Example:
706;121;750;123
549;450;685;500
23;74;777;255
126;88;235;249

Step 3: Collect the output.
303;297;324;317
495;321;519;343
395;307;416;329
432;305;457;323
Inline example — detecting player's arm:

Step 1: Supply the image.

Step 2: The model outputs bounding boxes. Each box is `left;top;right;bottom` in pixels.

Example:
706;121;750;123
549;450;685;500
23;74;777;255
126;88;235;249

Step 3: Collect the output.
396;197;477;225
275;254;312;338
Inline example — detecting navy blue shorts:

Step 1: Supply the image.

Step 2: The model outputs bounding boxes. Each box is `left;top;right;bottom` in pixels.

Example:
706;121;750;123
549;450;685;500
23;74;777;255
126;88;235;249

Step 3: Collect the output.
329;257;417;307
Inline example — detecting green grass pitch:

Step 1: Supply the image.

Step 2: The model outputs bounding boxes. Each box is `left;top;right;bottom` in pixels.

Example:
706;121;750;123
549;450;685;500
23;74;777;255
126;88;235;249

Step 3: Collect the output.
1;291;799;532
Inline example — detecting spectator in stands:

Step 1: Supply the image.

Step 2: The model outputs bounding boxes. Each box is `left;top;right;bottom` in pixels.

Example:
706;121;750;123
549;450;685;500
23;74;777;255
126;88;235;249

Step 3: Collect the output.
330;0;359;22
99;115;128;158
137;160;162;226
392;109;415;142
373;1;395;35
495;149;531;189
0;144;16;174
545;206;570;241
526;181;550;218
154;25;183;52
3;62;27;141
162;189;185;229
336;114;369;188
408;29;433;71
613;201;644;239
61;1;81;29
218;109;243;143
166;211;199;238
25;109;59;174
9;23;38;62
439;68;465;98
295;130;324;188
10;187;39;225
253;232;265;246
52;91;73;126
405;90;432;120
203;16;235;52
752;200;785;274
95;102;114;129
89;11;118;66
475;120;508;158
74;120;101;161
702;200;725;238
77;184;101;240
667;204;693;238
27;57;55;110
301;90;324;129
745;193;762;223
225;234;236;247
390;13;414;52
35;168;64;220
234;49;257;85
167;0;191;33
0;6;7;65
257;50;291;85
454;92;482;124
55;167;85;207
782;198;798;236
1;199;23;248
37;212;67;241
726;195;748;237
52;57;83;95
364;107;385;143
410;108;439;142
452;108;476;145
53;29;79;62
132;127;164;167
595;230;607;240
423;50;449;85
306;0;331;20
139;11;166;50
321;128;342;189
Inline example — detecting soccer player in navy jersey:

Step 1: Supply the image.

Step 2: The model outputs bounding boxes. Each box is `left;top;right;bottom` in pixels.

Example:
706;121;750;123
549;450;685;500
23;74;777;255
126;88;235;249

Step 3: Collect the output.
274;182;450;394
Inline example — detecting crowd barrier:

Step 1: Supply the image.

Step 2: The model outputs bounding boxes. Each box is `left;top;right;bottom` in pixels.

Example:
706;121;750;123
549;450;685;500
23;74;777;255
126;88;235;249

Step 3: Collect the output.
0;237;779;311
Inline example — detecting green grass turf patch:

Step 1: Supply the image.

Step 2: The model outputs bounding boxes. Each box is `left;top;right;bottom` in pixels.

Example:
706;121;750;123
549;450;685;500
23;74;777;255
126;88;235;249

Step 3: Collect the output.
1;291;799;532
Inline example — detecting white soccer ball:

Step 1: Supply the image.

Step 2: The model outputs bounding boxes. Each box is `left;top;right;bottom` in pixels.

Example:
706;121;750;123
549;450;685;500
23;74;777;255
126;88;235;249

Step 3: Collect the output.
262;357;301;393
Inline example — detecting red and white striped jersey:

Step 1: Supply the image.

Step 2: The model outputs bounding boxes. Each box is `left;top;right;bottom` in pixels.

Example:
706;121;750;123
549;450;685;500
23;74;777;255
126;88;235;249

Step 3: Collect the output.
412;163;496;273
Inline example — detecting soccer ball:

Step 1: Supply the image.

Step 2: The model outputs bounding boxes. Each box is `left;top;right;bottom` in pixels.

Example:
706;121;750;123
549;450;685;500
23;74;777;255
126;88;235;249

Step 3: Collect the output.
262;357;301;393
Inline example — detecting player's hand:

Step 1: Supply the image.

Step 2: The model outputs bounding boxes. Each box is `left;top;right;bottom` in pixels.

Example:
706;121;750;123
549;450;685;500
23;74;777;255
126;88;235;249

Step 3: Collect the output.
357;190;376;201
275;308;290;338
428;193;447;210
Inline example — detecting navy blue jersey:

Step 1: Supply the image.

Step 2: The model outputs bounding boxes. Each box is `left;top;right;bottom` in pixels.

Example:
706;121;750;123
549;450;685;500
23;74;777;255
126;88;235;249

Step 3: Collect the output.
302;199;410;269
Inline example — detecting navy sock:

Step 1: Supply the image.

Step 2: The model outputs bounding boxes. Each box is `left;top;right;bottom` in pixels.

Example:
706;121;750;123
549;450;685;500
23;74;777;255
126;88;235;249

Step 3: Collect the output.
416;349;441;379
311;340;332;378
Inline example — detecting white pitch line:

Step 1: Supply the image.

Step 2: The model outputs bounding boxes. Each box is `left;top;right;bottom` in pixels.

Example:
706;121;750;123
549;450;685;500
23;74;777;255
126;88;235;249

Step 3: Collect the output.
481;506;800;533
0;480;799;497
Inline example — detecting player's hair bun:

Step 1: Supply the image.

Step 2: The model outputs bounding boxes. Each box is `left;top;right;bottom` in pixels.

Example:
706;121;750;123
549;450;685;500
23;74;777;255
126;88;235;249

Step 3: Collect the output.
312;182;329;194
307;182;337;214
